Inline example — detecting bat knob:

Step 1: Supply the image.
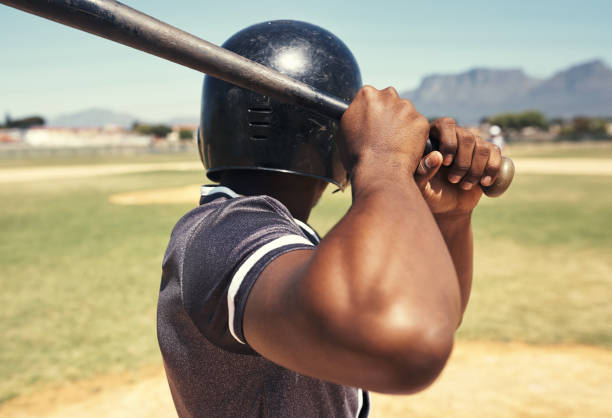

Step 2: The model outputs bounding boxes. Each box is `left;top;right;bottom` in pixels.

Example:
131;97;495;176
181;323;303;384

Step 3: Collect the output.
481;156;515;197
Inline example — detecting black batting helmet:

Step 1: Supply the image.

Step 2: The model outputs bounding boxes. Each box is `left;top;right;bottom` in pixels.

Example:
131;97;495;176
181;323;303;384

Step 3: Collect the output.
199;20;362;187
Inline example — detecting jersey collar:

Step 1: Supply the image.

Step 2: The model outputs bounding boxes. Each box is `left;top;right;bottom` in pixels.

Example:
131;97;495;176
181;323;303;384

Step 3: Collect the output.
200;185;240;199
200;185;320;244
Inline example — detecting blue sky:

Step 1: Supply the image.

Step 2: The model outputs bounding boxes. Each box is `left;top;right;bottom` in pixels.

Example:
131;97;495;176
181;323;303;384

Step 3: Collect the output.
1;0;611;121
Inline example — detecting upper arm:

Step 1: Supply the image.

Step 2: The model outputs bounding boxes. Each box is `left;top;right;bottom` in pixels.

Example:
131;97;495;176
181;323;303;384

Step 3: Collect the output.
242;229;455;394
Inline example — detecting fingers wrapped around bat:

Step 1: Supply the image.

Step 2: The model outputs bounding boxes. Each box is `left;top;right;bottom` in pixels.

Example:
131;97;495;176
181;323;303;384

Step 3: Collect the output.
414;151;443;189
427;117;506;191
459;138;490;190
445;127;476;185
481;144;502;187
429;117;457;166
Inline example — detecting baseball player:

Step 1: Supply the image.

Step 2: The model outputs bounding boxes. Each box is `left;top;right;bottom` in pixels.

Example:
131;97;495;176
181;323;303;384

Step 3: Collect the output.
157;20;502;417
488;125;506;150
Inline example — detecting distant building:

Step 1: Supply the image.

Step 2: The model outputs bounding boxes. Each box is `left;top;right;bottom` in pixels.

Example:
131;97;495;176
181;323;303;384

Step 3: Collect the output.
0;126;152;147
168;124;198;143
0;129;23;143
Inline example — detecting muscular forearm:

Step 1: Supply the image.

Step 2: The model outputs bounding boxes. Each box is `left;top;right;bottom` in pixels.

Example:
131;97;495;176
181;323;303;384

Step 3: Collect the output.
317;162;463;330
434;212;473;319
416;117;498;322
290;163;462;390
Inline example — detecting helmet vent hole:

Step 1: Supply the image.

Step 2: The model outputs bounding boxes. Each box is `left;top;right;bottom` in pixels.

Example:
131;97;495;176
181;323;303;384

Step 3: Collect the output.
248;107;272;113
248;106;272;141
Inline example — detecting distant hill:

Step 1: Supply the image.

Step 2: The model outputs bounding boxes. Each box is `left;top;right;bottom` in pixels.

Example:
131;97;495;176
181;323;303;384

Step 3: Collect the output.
49;108;138;128
401;59;612;124
48;108;198;128
527;60;612;118
165;116;199;126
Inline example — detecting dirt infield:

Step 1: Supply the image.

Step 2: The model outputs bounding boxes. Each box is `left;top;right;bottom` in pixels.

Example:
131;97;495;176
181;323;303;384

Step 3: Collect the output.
2;341;610;417
1;158;611;185
0;162;201;184
109;184;201;205
513;158;612;176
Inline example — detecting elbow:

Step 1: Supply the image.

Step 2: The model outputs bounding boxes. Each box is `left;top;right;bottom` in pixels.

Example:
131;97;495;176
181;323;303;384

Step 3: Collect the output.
296;266;458;393
312;297;455;394
371;319;455;394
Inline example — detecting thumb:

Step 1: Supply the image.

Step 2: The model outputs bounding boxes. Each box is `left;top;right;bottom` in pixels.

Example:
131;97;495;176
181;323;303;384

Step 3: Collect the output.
415;151;443;189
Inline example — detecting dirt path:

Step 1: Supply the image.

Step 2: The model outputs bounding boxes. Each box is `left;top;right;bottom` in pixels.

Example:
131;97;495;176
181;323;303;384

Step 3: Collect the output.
2;341;610;418
1;159;611;185
0;162;201;184
513;158;612;176
109;184;201;205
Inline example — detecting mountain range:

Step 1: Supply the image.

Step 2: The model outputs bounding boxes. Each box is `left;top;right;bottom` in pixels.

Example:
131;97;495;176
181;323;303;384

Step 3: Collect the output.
49;108;138;128
401;59;612;124
47;59;612;127
48;108;199;129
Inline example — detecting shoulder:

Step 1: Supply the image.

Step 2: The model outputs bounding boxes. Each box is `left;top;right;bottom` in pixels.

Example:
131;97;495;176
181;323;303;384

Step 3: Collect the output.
161;186;316;354
170;190;299;248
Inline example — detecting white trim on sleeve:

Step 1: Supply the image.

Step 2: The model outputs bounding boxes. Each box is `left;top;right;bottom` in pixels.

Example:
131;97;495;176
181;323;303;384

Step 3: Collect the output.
293;218;320;244
357;388;363;417
227;234;314;344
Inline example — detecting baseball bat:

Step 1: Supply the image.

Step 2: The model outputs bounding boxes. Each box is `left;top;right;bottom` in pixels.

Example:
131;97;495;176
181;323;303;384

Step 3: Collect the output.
0;0;514;196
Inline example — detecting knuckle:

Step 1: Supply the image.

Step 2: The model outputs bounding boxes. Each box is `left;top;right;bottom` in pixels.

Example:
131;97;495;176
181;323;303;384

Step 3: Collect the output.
383;86;399;97
453;162;471;173
437;117;456;127
462;134;476;147
400;97;415;107
415;114;429;129
440;141;457;153
460;129;475;139
414;111;426;122
398;99;417;116
399;98;413;108
487;157;502;171
474;142;490;157
360;85;377;96
464;173;479;182
468;163;484;177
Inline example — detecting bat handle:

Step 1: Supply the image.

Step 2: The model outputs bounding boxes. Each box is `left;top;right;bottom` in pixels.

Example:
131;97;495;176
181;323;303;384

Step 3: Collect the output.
424;139;515;197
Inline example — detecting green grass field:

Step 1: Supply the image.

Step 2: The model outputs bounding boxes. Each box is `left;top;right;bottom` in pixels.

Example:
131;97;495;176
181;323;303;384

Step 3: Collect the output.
1;143;611;403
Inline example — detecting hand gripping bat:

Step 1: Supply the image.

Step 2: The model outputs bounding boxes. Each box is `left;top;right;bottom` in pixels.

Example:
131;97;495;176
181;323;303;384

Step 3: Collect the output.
0;0;515;196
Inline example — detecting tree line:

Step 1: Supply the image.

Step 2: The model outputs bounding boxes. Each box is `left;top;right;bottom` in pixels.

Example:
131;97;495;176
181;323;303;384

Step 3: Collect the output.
131;122;193;140
1;114;45;129
482;110;611;140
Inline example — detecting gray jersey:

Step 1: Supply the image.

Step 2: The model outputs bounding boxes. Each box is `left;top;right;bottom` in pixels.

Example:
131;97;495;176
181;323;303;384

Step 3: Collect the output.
157;186;369;417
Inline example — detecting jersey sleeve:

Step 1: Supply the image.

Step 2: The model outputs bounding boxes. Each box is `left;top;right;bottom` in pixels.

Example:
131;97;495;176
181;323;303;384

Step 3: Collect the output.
164;195;315;355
